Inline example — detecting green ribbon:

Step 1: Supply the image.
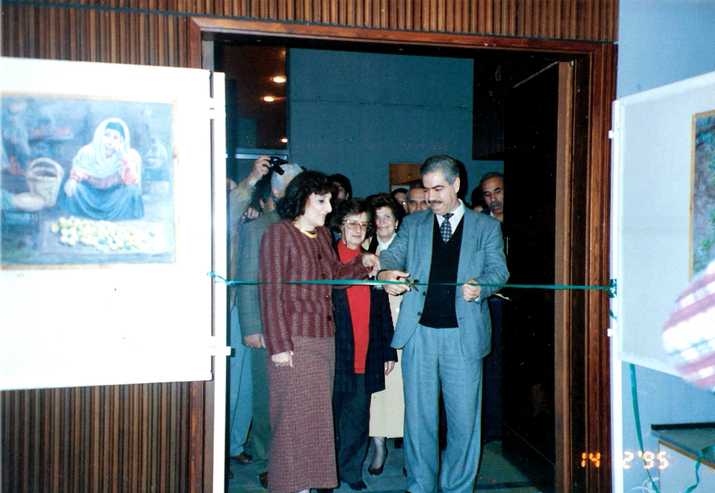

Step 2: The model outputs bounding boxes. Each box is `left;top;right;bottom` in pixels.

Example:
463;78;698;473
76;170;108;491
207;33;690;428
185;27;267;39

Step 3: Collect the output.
210;272;617;298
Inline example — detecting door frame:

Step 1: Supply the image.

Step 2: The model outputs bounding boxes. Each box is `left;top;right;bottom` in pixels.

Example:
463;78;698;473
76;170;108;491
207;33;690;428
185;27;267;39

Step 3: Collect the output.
189;17;616;492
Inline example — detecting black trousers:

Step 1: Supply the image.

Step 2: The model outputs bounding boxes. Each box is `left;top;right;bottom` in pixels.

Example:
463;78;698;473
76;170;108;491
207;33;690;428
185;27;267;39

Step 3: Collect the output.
483;297;504;442
333;374;371;484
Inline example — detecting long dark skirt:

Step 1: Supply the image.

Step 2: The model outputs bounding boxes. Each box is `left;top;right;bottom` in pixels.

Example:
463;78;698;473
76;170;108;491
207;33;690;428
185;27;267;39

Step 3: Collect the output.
267;336;337;493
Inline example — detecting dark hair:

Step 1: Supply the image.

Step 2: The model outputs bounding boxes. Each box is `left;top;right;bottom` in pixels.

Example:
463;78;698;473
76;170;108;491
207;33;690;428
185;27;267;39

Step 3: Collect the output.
276;170;331;220
249;174;273;212
391;187;408;197
367;193;405;229
328;173;353;200
330;198;373;238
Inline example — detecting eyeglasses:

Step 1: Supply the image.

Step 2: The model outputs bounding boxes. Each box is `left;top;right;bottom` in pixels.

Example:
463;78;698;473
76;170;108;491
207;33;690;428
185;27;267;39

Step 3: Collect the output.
344;221;369;230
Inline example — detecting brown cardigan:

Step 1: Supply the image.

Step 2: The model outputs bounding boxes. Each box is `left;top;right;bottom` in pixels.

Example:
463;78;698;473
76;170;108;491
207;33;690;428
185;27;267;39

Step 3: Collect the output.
259;219;370;355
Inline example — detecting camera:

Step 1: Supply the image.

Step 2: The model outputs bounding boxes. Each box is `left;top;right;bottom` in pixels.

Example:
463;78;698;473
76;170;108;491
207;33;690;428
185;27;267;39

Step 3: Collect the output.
267;156;288;175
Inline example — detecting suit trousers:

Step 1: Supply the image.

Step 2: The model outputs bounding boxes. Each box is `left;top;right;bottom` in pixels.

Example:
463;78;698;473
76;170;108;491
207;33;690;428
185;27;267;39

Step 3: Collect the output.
402;324;483;493
246;345;271;471
228;306;253;457
333;374;371;484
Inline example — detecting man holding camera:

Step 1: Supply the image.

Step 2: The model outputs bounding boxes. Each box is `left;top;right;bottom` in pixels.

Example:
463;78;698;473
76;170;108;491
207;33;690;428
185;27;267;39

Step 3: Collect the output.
228;156;303;487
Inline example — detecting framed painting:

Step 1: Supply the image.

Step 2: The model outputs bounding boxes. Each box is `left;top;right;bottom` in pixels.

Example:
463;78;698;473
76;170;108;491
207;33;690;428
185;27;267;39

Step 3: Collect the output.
0;57;224;391
1;96;175;265
691;108;715;276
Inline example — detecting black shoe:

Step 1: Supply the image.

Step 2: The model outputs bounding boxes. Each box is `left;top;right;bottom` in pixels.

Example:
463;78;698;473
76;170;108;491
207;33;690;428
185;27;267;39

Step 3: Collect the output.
258;471;268;489
368;446;388;476
315;489;333;493
348;480;367;490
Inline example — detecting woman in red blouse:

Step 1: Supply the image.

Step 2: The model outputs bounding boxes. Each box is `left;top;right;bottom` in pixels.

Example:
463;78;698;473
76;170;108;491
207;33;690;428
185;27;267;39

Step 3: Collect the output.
259;171;379;493
330;199;397;491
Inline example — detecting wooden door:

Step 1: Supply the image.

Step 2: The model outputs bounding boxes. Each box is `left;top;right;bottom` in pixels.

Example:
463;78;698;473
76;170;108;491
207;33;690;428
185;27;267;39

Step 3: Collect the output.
501;61;567;490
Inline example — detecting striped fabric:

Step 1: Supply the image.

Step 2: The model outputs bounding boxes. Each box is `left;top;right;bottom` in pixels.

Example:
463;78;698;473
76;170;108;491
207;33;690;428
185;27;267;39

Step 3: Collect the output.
663;260;715;392
259;220;369;355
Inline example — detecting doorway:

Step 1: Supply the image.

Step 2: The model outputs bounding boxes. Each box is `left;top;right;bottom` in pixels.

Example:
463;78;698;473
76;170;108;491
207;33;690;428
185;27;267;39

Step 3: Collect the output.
193;19;613;493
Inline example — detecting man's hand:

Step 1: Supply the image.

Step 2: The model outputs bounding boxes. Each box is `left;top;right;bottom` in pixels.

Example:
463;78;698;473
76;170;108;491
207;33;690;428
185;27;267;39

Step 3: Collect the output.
361;253;381;277
378;270;410;296
244;334;265;349
247;156;271;186
384;361;395;376
462;278;481;302
271;351;293;368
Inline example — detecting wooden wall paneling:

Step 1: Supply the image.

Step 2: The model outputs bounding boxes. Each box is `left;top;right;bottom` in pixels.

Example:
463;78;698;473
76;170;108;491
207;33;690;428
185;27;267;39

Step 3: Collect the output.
2;383;203;492
1;0;619;54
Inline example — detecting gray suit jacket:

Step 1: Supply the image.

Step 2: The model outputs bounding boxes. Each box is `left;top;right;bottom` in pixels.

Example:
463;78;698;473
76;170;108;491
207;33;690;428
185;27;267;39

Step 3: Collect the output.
234;210;279;337
379;207;509;359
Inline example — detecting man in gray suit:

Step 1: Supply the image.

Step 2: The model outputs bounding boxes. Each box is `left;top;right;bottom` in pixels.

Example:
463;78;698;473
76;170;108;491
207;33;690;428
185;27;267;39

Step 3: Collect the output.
378;155;508;493
231;162;302;487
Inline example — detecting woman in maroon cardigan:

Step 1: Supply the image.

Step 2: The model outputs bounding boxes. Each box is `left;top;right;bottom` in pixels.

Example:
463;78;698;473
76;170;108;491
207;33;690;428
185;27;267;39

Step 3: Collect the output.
258;171;379;493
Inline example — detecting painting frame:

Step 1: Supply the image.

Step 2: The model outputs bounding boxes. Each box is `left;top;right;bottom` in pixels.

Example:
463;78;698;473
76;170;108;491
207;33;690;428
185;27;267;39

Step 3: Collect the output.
1;92;177;267
690;108;715;278
0;57;224;391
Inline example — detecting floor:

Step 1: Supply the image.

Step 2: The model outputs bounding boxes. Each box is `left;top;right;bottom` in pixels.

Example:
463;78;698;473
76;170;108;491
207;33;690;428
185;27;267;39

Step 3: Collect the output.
228;440;547;492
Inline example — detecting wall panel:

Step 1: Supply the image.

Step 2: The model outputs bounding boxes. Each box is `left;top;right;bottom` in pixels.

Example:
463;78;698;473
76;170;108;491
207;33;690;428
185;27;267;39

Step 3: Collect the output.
2;1;617;67
1;382;209;493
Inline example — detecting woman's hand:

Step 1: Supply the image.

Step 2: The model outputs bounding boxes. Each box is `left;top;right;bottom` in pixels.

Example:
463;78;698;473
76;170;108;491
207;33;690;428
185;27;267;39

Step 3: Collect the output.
361;253;381;277
271;351;294;368
384;361;395;376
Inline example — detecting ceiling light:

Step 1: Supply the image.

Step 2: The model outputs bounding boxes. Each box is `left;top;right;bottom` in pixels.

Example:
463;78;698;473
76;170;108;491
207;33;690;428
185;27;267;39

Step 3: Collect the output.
272;75;287;84
263;96;276;103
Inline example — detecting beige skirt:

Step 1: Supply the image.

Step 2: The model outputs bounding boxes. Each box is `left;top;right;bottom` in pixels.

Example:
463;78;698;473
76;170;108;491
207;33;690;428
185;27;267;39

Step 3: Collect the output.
369;348;405;437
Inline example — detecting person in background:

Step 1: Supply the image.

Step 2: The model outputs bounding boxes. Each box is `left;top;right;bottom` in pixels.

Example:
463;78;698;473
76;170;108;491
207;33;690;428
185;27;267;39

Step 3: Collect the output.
390;187;409;214
365;193;406;476
470;185;489;214
378;155;508;493
232;162;303;488
328;173;352;203
259;171;380;493
479;171;504;223
478;170;508;443
327;173;354;240
329;198;397;491
406;185;429;214
226;158;301;474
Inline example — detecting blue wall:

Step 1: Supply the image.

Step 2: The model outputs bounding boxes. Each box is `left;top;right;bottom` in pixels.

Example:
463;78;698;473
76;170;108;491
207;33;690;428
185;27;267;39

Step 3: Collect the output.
617;0;715;490
288;48;502;198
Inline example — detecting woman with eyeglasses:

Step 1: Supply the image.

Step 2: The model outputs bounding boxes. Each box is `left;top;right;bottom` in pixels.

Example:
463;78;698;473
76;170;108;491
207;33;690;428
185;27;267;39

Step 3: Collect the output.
328;198;397;491
259;173;380;493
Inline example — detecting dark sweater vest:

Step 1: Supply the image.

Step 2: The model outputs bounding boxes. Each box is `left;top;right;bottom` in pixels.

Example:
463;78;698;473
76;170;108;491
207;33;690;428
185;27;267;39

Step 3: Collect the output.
419;216;464;328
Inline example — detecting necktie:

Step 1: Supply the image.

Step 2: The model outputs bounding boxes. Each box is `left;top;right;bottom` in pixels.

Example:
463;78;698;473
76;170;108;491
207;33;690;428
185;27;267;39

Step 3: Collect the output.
440;213;453;242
